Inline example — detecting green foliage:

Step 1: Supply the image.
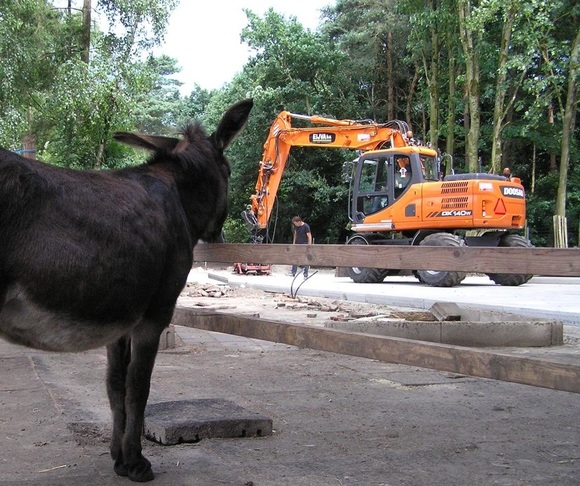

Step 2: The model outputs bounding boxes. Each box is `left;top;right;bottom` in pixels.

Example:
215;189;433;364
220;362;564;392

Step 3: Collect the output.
526;176;559;247
0;0;184;169
526;162;580;248
38;55;128;168
130;55;187;135
0;0;67;147
0;1;577;248
275;167;350;244
223;217;252;244
98;0;179;53
241;9;346;115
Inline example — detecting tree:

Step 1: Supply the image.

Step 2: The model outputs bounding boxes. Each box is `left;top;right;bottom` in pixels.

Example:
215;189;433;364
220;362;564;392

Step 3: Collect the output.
555;20;580;216
130;55;187;135
554;26;579;245
321;0;411;123
457;0;481;172
488;0;519;174
481;0;559;175
509;0;579;245
401;0;462;150
0;0;68;148
214;9;354;244
35;1;180;169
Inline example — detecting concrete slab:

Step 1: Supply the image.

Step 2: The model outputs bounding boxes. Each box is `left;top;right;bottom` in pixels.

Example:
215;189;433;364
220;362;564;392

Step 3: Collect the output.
144;398;273;445
325;319;564;347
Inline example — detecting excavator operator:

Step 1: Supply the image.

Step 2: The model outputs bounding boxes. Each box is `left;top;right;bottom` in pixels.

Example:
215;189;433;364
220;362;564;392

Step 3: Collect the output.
395;156;411;192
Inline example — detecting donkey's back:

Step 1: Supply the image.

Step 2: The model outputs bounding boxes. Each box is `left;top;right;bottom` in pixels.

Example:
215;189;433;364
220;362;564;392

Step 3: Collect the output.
0;151;179;350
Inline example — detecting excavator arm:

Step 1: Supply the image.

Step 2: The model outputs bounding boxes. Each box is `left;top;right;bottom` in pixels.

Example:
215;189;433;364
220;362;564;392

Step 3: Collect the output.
243;111;413;233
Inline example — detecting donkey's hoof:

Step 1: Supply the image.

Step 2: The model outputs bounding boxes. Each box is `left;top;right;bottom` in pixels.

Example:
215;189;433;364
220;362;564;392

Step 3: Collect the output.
113;460;128;477
128;458;154;483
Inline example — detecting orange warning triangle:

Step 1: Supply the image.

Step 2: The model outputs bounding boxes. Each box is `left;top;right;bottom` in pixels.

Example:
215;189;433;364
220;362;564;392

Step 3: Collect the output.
494;198;507;214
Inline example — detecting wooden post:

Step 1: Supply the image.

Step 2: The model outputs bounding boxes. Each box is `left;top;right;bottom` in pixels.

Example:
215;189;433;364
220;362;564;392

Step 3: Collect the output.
553;215;568;248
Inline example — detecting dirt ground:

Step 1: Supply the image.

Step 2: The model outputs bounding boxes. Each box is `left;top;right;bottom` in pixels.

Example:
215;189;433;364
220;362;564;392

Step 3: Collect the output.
0;282;578;485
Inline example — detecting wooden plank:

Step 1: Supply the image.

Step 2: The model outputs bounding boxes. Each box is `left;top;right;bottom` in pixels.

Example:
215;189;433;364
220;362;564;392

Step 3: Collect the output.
173;307;580;394
193;243;580;277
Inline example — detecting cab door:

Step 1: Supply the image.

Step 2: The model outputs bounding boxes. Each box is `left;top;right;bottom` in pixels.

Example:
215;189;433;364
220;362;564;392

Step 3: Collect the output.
351;154;395;223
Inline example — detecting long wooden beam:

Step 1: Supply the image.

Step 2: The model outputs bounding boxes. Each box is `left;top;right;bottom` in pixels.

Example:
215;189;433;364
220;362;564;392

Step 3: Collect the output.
193;244;580;277
173;307;580;394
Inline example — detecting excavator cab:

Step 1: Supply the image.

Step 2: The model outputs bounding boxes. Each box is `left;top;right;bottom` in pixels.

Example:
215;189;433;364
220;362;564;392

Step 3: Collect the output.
349;147;439;224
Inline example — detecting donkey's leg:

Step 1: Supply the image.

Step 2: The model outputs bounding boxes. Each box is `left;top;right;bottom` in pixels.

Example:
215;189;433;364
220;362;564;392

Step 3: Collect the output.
106;335;132;477
119;322;166;482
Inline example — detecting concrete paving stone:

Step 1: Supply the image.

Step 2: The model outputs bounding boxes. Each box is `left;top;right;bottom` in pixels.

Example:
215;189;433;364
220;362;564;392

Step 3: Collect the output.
144;398;273;445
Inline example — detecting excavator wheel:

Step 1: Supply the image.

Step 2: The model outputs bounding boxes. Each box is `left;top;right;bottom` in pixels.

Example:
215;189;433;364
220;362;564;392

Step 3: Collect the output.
486;234;534;286
415;233;467;287
412;270;425;283
346;236;390;283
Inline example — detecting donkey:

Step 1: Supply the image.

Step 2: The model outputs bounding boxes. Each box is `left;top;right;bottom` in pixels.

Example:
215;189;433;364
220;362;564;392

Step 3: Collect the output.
0;99;253;482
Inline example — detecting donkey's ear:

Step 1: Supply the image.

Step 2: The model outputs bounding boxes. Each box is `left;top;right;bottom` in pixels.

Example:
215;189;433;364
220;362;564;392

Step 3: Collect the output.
212;99;253;151
113;132;181;152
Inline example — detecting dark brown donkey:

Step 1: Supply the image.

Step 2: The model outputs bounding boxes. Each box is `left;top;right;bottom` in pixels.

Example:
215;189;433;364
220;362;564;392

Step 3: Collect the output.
0;99;253;482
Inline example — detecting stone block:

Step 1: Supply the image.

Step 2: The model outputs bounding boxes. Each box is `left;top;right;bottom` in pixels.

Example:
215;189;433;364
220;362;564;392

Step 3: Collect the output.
430;302;462;321
158;324;176;350
144;399;273;445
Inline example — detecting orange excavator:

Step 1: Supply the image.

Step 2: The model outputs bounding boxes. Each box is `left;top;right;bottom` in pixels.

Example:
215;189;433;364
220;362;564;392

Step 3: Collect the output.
241;110;533;287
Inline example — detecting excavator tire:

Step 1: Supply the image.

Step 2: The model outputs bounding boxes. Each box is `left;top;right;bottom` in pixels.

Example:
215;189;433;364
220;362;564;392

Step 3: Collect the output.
415;233;467;287
486;234;534;286
346;237;390;283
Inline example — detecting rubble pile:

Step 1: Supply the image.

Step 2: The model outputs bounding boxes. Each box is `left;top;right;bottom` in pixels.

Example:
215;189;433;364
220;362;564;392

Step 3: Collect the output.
183;283;232;298
179;283;436;323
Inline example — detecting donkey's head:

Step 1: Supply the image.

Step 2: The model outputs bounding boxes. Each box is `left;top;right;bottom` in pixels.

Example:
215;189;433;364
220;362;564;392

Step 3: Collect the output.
114;99;253;243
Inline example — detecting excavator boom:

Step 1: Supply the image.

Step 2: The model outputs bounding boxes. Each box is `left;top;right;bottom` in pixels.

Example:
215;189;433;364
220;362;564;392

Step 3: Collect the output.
246;111;413;231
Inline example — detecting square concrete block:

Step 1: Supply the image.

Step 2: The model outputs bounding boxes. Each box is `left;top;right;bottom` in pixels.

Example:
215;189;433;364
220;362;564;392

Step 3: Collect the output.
430;302;462;321
158;324;176;350
144;399;273;445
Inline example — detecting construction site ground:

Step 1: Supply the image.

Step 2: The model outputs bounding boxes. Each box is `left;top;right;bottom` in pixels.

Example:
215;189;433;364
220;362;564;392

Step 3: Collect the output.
0;266;578;485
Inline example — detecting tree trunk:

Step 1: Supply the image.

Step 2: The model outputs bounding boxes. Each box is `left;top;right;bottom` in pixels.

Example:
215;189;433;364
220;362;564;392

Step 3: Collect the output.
490;4;516;174
458;0;480;172
406;66;419;129
387;30;394;120
81;0;91;64
547;103;558;173
531;144;536;194
446;38;456;159
555;28;580;218
95;140;104;170
502;101;514;167
428;27;439;149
